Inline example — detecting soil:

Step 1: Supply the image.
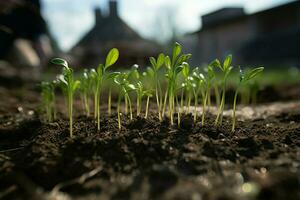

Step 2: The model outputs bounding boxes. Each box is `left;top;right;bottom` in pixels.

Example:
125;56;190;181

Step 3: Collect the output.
0;84;300;200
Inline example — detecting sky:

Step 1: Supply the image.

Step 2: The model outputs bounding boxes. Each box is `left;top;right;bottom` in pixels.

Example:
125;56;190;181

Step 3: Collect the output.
41;0;293;51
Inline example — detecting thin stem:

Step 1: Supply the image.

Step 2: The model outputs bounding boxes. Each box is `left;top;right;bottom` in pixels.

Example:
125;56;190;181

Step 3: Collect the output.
193;91;198;123
125;96;128;115
202;88;208;126
176;92;180;127
214;85;220;107
155;74;162;121
145;96;150;119
232;89;239;132
215;83;226;126
126;94;133;120
68;92;73;137
187;91;191;113
108;88;111;116
180;89;184;113
162;87;169;117
84;93;90;117
97;92;101;131
117;94;122;130
94;93;97;119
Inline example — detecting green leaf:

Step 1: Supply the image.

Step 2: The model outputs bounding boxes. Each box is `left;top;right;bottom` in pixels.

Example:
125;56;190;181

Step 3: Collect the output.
156;53;165;69
165;56;171;69
223;54;232;71
182;62;190;77
127;84;136;91
97;64;104;77
207;65;215;79
209;59;222;71
175;65;183;75
245;67;264;81
175;54;191;66
72;80;81;91
172;42;181;63
107;72;121;80
149;57;156;68
51;58;69;68
146;67;155;77
105;48;119;68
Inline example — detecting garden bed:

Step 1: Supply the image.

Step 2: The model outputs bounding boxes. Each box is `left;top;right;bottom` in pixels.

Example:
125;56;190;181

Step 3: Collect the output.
0;85;300;199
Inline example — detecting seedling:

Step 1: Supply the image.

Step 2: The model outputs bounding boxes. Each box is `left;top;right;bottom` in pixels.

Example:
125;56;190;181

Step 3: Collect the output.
163;42;191;125
113;72;136;130
212;55;233;126
41;81;56;122
181;62;194;114
191;68;206;124
79;69;92;116
52;58;80;137
132;65;153;117
232;67;264;132
90;48;119;130
149;53;165;121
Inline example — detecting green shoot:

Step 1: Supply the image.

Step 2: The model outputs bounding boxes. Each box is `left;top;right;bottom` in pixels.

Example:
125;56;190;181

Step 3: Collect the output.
232;67;264;132
113;72;136;130
41;81;56;122
90;48;119;131
149;53;165;121
132;65;153;117
181;62;195;114
79;69;92;117
52;58;80;137
191;68;205;124
163;42;191;125
213;55;233;126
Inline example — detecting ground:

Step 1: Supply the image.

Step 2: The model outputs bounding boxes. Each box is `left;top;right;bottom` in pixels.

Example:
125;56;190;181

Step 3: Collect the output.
0;83;300;200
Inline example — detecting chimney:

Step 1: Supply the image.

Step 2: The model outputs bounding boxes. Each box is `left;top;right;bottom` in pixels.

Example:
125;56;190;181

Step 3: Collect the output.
109;0;118;17
95;8;102;24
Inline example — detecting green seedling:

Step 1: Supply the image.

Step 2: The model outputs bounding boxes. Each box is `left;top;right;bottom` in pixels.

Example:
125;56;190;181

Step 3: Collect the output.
79;69;92;116
132;65;153;117
212;55;233;126
192;68;206;124
113;72;136;130
52;58;80;137
41;81;56;122
181;62;195;114
232;67;264;132
90;48;119;130
163;42;191;125
149;53;165;121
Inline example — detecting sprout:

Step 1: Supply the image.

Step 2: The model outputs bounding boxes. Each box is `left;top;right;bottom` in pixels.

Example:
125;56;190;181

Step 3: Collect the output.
181;62;194;114
232;67;264;132
132;65;153;117
113;72;136;130
212;55;233;126
52;58;80;137
90;48;119;131
41;80;56;122
163;42;191;125
149;53;165;121
191;68;206;124
79;69;92;117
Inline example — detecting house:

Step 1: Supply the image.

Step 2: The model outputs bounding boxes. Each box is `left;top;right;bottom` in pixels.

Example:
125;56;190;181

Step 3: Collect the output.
189;0;300;67
71;0;162;68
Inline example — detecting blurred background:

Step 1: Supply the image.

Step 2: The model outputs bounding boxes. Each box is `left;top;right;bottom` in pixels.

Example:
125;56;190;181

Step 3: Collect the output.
0;0;299;82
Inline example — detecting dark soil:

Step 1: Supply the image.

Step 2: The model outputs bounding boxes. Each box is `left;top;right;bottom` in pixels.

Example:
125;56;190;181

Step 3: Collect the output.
0;109;300;200
0;84;300;200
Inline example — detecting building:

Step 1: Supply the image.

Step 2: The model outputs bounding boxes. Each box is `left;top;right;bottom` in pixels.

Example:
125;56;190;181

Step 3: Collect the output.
190;0;300;67
71;0;162;68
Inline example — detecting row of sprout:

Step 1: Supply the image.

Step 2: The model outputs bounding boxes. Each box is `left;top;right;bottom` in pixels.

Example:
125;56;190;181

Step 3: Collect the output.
41;43;264;137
